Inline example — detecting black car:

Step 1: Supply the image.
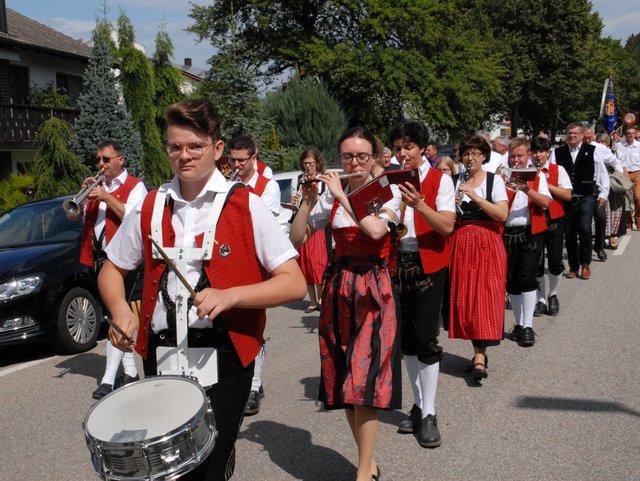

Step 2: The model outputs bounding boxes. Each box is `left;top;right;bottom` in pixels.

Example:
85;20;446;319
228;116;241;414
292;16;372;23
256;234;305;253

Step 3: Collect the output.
0;195;141;353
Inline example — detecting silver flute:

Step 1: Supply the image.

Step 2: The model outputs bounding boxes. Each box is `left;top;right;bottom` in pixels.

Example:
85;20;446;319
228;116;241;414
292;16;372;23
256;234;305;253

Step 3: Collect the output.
299;172;366;184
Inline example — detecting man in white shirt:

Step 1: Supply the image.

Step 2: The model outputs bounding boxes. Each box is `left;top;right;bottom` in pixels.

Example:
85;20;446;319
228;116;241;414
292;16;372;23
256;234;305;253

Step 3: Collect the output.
228;134;281;415
550;123;609;280
68;139;147;400
615;127;640;229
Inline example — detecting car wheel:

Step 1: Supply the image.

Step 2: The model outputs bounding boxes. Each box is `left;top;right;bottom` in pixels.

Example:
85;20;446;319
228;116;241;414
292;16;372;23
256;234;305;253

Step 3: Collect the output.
55;287;102;353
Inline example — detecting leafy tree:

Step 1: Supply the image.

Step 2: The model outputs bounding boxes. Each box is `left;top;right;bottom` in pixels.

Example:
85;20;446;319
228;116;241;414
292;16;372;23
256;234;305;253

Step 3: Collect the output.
0;173;35;212
152;25;185;129
33;117;92;199
189;1;503;140
117;12;171;186
259;76;347;165
474;0;616;138
617;34;640;120
73;20;143;176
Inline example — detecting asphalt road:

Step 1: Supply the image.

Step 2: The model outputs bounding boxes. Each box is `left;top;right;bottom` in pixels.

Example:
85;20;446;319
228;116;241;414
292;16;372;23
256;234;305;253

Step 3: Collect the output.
1;233;639;481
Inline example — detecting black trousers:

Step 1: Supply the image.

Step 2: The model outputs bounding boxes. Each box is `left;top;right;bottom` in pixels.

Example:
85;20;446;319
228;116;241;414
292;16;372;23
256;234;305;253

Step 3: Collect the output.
537;218;565;277
504;227;543;294
144;327;254;481
593;196;606;251
395;254;445;365
563;195;595;270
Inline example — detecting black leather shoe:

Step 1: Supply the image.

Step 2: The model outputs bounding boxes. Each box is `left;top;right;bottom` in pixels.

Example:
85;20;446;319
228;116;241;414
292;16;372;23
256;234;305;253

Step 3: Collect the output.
397;404;421;434
92;383;113;400
520;327;535;346
258;385;265;398
418;414;442;448
546;295;559;316
510;325;523;342
121;374;139;385
533;301;546;317
244;390;261;416
596;249;607;262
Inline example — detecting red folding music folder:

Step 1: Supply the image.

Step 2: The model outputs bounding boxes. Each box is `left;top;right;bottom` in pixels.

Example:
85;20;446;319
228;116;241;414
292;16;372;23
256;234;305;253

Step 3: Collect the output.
348;168;420;221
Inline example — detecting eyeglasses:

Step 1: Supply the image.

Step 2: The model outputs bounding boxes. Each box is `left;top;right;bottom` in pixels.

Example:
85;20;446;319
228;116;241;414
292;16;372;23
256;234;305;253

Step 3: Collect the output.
339;152;372;164
462;151;484;160
165;142;212;159
229;156;253;164
96;155;122;163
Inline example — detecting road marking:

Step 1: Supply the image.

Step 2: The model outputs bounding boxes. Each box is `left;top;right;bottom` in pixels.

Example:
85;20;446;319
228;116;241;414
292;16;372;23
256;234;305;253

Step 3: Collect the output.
0;356;57;378
614;233;632;255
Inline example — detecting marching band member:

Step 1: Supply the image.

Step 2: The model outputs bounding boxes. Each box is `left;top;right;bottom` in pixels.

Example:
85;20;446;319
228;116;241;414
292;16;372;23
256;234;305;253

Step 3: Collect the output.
388;120;455;448
448;135;508;381
228;133;282;416
503;138;551;347
67;139;147;399
98;99;305;481
290;126;401;481
531;136;572;317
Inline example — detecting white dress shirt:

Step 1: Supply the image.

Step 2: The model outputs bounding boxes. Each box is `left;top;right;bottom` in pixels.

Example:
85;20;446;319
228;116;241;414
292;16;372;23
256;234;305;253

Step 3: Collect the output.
506;172;552;227
399;161;455;253
615;140;640;172
246;171;281;215
106;169;298;332
94;169;148;248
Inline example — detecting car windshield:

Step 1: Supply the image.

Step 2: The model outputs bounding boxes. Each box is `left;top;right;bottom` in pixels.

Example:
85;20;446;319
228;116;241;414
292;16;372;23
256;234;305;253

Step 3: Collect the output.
0;200;83;248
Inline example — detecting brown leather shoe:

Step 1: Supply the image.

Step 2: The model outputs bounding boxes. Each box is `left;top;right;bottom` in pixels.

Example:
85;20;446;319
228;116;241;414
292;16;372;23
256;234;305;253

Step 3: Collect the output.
566;270;577;279
580;264;591;280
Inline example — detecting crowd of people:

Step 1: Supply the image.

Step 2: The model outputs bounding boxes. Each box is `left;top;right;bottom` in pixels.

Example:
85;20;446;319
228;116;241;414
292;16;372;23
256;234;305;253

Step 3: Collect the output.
78;98;636;481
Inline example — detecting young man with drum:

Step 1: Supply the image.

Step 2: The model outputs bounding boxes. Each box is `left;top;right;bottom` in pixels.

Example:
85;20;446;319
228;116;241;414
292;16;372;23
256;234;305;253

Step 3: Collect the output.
98;99;305;480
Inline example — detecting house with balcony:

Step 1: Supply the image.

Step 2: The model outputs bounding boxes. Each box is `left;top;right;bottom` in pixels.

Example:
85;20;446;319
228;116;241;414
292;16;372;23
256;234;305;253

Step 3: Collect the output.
0;1;90;178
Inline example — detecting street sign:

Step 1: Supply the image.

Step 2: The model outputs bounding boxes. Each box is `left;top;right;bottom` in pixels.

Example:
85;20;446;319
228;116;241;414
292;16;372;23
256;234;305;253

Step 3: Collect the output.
622;111;638;126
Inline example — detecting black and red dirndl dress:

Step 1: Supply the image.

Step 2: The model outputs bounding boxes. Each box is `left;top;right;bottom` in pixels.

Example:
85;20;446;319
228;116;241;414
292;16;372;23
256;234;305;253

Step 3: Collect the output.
317;206;402;410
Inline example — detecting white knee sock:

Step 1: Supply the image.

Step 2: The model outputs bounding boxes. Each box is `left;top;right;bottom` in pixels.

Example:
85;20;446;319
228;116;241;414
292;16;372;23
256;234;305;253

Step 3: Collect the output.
122;351;138;378
101;340;124;385
548;274;562;297
403;354;422;407
251;344;265;391
522;290;537;329
418;361;439;417
510;294;523;326
536;276;546;304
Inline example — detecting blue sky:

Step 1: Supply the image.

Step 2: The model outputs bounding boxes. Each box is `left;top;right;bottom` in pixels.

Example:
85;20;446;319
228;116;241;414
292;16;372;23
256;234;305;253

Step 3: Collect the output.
6;0;639;72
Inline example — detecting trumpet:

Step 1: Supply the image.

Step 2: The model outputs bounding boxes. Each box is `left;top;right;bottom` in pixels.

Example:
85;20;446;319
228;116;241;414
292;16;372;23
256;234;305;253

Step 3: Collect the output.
497;166;525;192
299;172;366;184
63;168;106;217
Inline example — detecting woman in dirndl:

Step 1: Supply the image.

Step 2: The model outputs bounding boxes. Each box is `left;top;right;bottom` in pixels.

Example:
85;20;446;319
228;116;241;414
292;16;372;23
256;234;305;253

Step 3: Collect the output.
291;147;329;312
290;127;401;481
449;135;508;381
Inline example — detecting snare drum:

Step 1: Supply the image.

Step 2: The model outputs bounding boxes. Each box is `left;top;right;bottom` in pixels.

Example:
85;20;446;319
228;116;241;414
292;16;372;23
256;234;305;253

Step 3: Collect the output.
83;376;216;481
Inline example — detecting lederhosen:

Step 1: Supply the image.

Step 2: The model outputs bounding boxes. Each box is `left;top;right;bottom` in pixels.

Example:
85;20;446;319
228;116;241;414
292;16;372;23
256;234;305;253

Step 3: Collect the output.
503;177;547;295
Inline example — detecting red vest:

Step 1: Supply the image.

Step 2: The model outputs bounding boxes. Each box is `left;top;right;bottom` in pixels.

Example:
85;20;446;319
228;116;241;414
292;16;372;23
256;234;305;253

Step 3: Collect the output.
256;160;269;176
80;174;142;267
137;187;268;367
506;175;548;235
540;163;565;220
412;168;451;274
251;174;270;197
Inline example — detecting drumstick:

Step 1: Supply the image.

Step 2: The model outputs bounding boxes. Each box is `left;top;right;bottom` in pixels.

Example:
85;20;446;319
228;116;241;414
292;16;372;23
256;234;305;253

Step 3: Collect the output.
105;317;134;344
148;236;197;299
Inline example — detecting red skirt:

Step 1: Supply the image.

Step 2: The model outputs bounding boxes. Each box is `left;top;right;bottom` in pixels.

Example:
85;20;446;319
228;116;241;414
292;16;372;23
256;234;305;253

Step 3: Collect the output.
298;229;328;284
318;257;402;410
448;221;506;341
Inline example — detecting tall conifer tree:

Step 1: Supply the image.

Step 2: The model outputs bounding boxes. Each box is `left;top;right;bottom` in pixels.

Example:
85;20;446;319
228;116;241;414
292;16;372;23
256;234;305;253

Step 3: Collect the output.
117;12;171;186
73;20;143;176
152;25;184;129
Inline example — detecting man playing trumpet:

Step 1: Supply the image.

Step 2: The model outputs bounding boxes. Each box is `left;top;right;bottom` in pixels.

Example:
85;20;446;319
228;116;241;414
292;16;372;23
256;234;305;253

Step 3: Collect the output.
67;139;147;399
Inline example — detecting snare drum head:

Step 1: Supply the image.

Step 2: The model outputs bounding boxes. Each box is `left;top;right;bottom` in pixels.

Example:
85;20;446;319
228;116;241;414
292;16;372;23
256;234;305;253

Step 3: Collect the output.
85;376;205;443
